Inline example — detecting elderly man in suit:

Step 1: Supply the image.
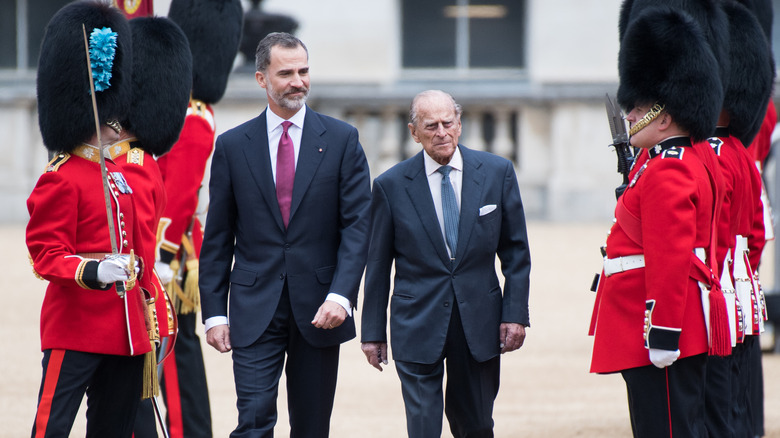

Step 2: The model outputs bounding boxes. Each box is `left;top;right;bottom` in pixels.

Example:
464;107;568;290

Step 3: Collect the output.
361;90;531;438
198;32;371;437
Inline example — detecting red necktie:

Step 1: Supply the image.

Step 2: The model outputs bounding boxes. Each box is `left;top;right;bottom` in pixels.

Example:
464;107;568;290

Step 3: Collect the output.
276;121;295;228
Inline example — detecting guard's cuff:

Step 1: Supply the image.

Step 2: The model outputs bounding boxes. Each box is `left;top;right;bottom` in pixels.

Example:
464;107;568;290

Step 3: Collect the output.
326;293;353;317
204;316;229;333
78;260;111;290
159;248;176;265
644;300;681;350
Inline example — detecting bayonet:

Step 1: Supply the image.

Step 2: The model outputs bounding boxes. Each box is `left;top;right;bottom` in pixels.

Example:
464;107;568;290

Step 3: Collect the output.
605;94;634;200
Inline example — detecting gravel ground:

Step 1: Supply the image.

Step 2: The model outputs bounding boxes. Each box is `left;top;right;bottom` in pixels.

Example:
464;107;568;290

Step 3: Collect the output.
3;222;780;437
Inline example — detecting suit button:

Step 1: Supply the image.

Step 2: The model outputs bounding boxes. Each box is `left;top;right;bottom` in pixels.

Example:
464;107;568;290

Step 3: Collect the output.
444;301;449;307
279;274;285;280
284;244;290;250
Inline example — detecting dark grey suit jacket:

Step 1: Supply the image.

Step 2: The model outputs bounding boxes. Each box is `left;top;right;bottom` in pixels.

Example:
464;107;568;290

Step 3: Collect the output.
361;145;531;364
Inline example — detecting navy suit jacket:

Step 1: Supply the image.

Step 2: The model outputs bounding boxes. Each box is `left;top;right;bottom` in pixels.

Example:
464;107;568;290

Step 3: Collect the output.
361;145;531;364
199;106;371;349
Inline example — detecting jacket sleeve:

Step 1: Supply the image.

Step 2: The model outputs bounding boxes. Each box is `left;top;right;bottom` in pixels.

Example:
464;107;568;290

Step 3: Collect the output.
496;160;531;326
198;136;236;321
328;127;372;307
360;179;394;343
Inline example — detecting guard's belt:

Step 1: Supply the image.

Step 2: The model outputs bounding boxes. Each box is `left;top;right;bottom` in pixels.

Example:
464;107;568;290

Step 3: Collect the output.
603;254;645;276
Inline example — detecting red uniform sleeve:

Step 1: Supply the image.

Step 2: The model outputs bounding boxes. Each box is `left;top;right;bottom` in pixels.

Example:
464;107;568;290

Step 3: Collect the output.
640;156;704;331
157;109;215;262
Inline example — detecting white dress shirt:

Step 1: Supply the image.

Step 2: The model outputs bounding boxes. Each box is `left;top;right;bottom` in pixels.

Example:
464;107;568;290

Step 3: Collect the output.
204;106;351;333
423;147;463;258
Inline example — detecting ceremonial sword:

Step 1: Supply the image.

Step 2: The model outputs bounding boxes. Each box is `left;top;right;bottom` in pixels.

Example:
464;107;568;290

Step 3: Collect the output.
82;25;170;438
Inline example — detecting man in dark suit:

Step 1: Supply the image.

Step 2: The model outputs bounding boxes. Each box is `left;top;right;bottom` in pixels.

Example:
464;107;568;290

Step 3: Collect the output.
361;90;531;438
198;32;371;437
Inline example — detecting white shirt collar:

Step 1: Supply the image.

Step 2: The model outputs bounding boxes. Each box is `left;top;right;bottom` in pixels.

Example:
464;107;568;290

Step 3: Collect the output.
266;105;307;133
424;145;463;177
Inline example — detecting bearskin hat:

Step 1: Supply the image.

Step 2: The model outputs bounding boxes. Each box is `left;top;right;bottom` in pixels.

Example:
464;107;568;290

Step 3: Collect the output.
737;0;773;42
618;6;723;141
168;0;243;104
722;0;774;145
37;1;132;153
618;0;730;96
124;17;192;156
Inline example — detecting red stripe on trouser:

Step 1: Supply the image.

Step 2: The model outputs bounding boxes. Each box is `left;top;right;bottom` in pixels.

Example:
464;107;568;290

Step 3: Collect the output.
34;349;66;438
665;368;673;438
164;349;184;438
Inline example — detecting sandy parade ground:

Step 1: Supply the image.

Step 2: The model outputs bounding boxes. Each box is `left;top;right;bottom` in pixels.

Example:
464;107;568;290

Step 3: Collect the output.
3;221;780;437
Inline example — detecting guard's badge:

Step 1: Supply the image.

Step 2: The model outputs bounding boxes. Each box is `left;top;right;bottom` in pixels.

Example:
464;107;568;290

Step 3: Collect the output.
128;148;144;166
708;137;723;156
110;172;133;194
45;153;70;172
661;147;684;160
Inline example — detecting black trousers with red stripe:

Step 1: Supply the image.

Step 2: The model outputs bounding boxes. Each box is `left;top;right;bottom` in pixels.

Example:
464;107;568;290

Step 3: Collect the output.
621;353;707;438
32;349;144;438
159;311;212;438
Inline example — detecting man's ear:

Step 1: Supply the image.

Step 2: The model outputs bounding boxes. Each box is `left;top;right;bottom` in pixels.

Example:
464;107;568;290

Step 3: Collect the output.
408;123;420;143
255;71;267;89
656;112;672;131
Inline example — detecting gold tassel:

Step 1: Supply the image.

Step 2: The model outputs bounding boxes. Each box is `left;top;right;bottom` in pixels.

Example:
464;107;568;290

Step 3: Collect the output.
141;293;160;399
141;345;159;399
179;258;200;315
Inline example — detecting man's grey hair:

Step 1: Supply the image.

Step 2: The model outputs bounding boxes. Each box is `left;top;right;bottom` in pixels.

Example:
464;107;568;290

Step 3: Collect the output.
255;32;309;72
409;90;463;126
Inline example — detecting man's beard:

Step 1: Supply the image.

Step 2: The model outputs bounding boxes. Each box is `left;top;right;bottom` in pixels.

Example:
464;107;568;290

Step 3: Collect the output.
269;82;309;111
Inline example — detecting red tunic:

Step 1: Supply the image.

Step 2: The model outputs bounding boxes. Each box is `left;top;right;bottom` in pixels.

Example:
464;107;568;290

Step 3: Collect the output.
156;99;214;262
26;147;152;356
590;139;713;373
109;139;172;338
746;103;776;269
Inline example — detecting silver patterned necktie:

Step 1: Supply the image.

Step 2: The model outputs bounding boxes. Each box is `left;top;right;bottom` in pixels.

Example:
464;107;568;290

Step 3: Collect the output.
437;165;458;258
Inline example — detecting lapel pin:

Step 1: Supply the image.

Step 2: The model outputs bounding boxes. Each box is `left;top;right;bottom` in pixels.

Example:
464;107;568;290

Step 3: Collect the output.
318;147;323;153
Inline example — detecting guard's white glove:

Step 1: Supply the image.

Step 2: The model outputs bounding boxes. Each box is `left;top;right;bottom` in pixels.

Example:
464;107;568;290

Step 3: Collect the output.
155;261;174;285
649;348;680;368
96;255;137;286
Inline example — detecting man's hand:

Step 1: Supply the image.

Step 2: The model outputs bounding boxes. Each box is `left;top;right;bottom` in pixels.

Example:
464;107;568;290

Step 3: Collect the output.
500;323;526;354
206;324;232;353
361;342;388;371
311;300;347;330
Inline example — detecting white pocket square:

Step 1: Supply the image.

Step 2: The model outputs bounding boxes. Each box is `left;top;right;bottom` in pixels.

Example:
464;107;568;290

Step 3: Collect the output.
479;204;497;216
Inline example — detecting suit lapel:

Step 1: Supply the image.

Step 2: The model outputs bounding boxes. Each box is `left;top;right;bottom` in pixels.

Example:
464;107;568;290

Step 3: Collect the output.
242;111;286;231
289;109;326;224
453;145;485;269
404;153;452;268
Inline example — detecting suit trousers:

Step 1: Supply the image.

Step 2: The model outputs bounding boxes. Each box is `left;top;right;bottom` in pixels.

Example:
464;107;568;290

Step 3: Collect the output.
230;283;340;438
395;302;500;438
621;353;707;438
32;349;144;438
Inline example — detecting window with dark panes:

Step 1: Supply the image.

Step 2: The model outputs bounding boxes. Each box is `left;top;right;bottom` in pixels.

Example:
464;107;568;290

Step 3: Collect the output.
402;0;526;69
1;0;72;70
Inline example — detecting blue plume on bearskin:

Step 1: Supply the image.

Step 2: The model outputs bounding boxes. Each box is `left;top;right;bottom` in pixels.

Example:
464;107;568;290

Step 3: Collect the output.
37;1;132;153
